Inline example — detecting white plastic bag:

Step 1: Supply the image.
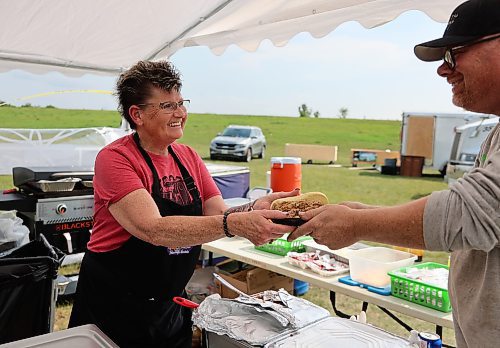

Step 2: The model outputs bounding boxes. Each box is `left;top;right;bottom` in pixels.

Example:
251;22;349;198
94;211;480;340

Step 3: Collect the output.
186;266;217;299
0;210;30;251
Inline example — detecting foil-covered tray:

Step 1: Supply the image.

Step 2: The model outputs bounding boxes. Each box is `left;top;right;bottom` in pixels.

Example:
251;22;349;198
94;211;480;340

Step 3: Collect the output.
193;290;330;346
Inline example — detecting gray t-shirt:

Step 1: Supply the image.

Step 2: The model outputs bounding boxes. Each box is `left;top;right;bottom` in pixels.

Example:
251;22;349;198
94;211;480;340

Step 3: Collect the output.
424;121;500;347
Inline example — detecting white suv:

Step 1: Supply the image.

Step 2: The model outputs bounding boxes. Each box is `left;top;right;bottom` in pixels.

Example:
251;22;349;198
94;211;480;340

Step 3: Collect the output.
209;125;266;162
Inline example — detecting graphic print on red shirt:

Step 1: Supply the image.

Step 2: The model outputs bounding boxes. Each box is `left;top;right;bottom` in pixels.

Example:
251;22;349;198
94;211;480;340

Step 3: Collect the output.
161;174;192;205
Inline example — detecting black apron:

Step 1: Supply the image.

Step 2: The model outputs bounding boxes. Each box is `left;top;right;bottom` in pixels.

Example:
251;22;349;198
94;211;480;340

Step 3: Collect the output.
69;133;202;348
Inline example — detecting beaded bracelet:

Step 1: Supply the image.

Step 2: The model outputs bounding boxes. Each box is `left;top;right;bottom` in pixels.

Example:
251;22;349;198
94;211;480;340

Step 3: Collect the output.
223;210;235;238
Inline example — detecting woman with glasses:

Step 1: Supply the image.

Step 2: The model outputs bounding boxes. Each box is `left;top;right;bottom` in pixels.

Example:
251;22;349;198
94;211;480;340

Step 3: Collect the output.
68;60;296;348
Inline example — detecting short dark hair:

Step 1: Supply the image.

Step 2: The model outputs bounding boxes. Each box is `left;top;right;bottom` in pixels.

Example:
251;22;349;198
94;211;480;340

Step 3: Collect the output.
116;60;182;129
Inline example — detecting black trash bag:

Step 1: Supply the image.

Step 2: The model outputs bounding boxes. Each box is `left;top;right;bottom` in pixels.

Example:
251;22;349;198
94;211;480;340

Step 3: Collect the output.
0;235;65;344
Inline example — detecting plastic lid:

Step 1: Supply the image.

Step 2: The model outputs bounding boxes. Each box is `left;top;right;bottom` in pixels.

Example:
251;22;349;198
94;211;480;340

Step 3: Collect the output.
270;157;301;164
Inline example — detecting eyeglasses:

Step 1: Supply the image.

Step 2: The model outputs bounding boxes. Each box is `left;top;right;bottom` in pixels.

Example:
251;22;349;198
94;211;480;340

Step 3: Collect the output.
137;99;190;113
444;33;500;70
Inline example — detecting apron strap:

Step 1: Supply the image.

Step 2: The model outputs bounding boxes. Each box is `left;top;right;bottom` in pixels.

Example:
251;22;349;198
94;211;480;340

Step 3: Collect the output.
133;132;162;194
167;146;201;203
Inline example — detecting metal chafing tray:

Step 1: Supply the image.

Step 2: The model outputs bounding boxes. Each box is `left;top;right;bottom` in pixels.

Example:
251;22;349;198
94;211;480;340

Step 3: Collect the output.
0;324;119;348
197;292;410;348
266;316;410;347
205;317;410;348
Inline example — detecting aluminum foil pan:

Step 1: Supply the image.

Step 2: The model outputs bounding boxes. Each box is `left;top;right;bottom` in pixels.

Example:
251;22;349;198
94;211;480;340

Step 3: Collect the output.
192;290;330;346
29;178;81;192
267;316;410;347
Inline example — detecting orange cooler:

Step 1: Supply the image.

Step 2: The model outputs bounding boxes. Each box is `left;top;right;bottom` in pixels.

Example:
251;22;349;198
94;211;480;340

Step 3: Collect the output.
270;157;302;192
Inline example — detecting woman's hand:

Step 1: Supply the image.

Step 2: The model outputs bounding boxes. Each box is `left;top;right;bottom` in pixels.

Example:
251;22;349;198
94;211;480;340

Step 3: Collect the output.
228;210;296;245
252;188;300;210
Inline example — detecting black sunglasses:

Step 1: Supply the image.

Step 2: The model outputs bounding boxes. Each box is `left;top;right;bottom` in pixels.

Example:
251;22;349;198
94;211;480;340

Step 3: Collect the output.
444;33;500;70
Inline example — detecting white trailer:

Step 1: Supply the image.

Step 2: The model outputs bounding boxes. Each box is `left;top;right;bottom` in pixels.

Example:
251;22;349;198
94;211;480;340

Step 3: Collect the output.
446;117;499;183
400;112;493;175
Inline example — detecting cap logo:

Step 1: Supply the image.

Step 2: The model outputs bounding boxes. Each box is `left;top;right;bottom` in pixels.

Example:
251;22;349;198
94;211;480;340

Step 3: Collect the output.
448;13;458;26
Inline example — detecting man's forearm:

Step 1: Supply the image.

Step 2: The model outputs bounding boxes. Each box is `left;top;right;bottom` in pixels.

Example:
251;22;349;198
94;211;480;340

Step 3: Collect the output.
354;197;428;249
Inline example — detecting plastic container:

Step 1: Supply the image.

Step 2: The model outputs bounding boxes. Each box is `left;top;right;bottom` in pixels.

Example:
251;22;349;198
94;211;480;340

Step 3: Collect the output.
254;235;311;256
294;279;309;296
384;158;397;167
287;250;349;277
388;262;451;312
348;247;417;288
306;260;349;277
270;157;301;192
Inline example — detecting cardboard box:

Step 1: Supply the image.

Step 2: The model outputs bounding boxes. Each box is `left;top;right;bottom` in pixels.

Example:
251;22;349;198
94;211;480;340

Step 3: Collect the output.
215;265;294;299
215;259;252;276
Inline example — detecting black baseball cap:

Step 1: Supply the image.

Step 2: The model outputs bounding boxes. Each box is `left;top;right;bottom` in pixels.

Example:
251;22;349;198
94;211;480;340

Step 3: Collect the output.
414;0;500;62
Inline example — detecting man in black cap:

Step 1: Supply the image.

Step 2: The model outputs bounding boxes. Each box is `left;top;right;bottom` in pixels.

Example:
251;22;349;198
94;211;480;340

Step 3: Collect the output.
415;0;500;116
289;1;500;346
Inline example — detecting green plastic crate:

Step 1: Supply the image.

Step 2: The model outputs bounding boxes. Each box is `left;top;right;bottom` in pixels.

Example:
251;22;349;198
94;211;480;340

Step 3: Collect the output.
388;262;451;313
254;236;312;256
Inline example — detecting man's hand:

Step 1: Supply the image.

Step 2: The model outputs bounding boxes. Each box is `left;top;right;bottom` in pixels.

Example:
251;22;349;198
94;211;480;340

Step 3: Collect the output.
286;204;359;250
253;188;300;210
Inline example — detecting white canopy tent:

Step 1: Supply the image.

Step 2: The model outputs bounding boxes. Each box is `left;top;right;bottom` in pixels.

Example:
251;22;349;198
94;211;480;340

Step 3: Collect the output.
0;123;131;175
0;0;462;76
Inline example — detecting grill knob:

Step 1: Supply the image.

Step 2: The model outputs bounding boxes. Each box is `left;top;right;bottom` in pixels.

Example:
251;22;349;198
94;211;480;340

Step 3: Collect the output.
56;204;67;215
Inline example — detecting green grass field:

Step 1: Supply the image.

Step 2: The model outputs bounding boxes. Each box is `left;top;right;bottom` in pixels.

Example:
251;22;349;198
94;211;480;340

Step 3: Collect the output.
0;106;444;202
0;106;455;345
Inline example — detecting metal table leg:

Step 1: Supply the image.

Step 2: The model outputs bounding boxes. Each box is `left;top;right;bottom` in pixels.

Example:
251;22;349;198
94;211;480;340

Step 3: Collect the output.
329;291;455;347
208;251;213;266
329;290;367;319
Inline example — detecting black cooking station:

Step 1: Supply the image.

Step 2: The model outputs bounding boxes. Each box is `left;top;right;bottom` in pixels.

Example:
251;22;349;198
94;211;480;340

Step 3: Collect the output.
1;167;95;255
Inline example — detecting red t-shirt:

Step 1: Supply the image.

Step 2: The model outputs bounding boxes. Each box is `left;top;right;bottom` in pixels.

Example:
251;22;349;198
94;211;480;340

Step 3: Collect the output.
88;134;221;252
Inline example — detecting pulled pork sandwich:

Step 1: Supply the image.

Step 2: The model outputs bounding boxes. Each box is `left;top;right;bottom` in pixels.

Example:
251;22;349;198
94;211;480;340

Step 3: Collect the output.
271;192;328;225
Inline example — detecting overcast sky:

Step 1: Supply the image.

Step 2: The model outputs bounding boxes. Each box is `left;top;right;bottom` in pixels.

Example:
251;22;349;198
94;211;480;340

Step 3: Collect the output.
0;10;469;121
